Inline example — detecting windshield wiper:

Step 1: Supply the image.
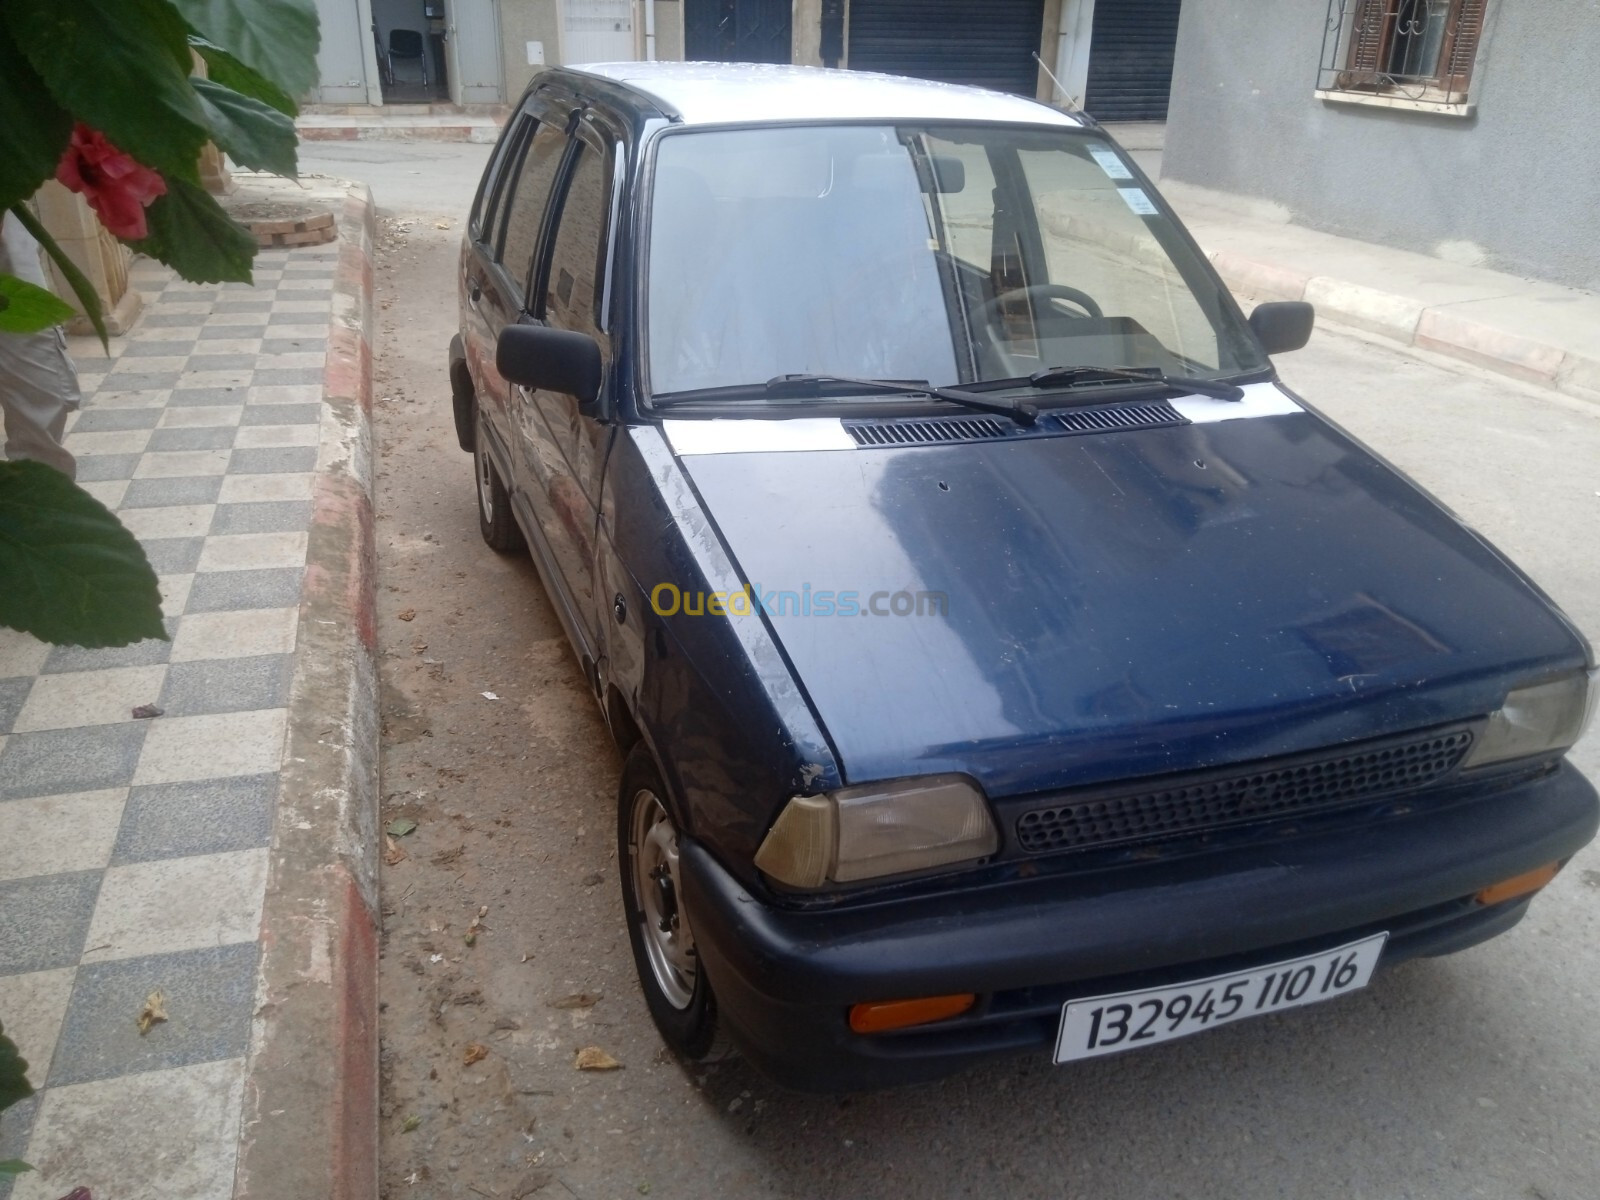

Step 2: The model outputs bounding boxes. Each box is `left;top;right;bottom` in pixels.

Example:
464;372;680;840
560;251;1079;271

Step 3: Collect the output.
657;374;1039;425
1026;365;1245;402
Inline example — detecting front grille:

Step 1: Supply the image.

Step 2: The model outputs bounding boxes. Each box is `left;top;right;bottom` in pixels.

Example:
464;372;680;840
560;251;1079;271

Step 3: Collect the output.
1014;727;1475;854
1051;401;1188;436
844;416;1011;446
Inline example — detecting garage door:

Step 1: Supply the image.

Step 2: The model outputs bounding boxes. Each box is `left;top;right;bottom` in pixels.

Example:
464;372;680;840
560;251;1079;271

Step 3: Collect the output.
847;0;1046;97
1083;0;1183;121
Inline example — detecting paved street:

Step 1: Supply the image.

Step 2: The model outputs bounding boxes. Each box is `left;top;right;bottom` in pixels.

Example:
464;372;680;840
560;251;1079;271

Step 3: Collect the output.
324;140;1600;1200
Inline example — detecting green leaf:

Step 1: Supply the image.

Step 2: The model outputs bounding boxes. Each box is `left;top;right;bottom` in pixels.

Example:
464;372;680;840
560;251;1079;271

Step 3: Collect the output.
0;1023;34;1116
127;177;257;285
192;77;298;176
0;273;76;334
7;204;106;348
168;0;321;97
385;818;418;838
0;24;73;212
3;0;208;184
0;1161;34;1178
0;460;166;648
192;38;298;117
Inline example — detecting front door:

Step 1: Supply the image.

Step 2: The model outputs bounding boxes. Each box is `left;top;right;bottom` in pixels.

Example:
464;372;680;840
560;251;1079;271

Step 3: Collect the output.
515;115;620;659
446;0;503;102
684;0;791;64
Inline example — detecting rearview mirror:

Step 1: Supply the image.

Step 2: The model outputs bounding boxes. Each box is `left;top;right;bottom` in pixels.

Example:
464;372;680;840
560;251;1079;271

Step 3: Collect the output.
1248;301;1315;355
496;324;604;410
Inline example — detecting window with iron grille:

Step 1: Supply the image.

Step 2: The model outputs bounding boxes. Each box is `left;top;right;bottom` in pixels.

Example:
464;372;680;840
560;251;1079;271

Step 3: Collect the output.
1318;0;1489;106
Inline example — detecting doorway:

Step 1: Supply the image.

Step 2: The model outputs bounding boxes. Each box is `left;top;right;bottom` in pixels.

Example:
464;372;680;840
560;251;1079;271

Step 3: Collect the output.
372;0;450;102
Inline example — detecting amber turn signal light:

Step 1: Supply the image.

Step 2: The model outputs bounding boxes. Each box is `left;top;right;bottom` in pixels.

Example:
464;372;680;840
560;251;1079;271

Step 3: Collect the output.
849;993;976;1034
1477;861;1561;907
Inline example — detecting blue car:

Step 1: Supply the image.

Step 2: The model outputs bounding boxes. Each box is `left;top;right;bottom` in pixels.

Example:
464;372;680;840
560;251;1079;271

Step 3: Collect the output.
449;62;1598;1091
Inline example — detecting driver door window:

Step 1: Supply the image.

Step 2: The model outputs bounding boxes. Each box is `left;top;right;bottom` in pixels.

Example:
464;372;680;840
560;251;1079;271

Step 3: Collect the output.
539;139;613;355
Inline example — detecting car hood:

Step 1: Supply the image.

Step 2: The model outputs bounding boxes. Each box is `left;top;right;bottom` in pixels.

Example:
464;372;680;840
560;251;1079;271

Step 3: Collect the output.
665;386;1587;796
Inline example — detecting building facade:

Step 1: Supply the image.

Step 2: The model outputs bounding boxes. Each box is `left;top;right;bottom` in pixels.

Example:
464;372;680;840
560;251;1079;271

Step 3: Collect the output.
309;0;1187;124
1162;1;1600;291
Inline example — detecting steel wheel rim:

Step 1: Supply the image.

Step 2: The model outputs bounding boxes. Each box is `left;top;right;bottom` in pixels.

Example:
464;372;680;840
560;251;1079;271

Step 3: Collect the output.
475;414;494;520
629;787;697;1009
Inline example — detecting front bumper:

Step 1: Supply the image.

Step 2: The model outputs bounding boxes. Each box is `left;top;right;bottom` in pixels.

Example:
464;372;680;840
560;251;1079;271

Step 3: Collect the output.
679;760;1598;1092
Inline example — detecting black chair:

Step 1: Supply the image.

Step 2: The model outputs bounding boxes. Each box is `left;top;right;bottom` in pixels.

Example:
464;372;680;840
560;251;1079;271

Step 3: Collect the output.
387;28;428;88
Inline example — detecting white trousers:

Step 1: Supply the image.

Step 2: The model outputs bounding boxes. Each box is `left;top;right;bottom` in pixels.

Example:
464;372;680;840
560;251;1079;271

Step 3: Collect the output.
0;327;80;480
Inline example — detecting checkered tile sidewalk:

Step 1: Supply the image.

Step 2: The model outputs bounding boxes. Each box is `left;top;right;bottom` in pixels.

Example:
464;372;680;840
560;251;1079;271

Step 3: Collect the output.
0;248;334;1199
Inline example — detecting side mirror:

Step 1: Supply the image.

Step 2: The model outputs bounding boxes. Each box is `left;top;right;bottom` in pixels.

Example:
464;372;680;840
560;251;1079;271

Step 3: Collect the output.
496;324;604;411
1248;301;1315;355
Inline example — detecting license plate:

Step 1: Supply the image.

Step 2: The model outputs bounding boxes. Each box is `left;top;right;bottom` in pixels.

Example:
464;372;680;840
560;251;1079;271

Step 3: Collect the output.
1054;932;1388;1063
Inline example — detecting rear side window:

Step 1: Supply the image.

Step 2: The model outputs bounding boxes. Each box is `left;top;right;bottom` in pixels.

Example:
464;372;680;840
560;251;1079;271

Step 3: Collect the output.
540;140;614;343
498;121;570;303
471;115;529;241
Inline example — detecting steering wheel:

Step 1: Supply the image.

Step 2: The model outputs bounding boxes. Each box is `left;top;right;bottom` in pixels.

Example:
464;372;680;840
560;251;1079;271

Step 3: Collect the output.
980;282;1104;325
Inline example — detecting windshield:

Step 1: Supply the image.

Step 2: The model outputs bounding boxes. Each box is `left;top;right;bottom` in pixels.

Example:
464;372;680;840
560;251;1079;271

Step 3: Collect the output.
645;124;1267;399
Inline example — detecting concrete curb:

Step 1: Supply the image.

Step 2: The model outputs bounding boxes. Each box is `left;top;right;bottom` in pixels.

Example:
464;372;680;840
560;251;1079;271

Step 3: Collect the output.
1206;250;1599;403
297;121;502;144
234;184;380;1200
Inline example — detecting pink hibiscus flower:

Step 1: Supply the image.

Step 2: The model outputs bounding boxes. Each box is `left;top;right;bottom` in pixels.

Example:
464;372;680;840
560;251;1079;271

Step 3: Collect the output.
55;124;167;241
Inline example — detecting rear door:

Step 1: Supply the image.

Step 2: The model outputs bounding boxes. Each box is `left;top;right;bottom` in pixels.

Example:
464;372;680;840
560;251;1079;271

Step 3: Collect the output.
464;101;574;494
515;112;623;659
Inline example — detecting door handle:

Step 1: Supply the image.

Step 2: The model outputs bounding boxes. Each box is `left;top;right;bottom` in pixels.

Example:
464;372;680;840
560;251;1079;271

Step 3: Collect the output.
467;279;483;306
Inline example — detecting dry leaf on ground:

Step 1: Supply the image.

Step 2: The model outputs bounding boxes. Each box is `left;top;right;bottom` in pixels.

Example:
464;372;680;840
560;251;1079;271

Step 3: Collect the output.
383;836;408;866
463;1042;490;1066
397;608;417;621
131;704;163;719
137;990;167;1035
550;992;601;1010
575;1046;622;1071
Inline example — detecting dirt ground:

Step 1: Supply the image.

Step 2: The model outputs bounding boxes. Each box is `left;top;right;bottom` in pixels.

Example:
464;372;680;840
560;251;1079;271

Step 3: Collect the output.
360;143;1600;1200
369;211;816;1200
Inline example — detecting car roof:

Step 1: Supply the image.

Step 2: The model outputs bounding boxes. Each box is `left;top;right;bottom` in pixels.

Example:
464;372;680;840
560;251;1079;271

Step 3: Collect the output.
562;61;1087;130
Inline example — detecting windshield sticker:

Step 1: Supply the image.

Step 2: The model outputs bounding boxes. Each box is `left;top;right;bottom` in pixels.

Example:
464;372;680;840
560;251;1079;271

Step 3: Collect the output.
1118;188;1159;216
1089;145;1134;180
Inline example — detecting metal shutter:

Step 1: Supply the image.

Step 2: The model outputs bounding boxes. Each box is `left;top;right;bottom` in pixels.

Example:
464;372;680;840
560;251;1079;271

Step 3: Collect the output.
847;0;1047;97
1083;0;1184;122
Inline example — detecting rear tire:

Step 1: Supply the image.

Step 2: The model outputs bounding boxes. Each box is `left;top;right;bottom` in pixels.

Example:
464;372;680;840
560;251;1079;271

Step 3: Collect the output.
617;743;724;1061
474;403;523;553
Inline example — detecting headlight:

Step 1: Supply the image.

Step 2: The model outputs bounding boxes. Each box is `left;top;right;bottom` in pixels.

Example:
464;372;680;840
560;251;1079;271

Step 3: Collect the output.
754;775;999;889
1464;670;1598;768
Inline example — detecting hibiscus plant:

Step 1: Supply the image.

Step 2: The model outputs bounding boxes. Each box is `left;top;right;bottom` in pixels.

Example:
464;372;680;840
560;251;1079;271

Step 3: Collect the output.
0;1021;30;1178
0;0;319;649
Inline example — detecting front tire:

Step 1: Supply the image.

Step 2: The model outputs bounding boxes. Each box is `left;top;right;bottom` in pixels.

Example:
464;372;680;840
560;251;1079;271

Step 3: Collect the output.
474;403;523;553
617;743;722;1060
